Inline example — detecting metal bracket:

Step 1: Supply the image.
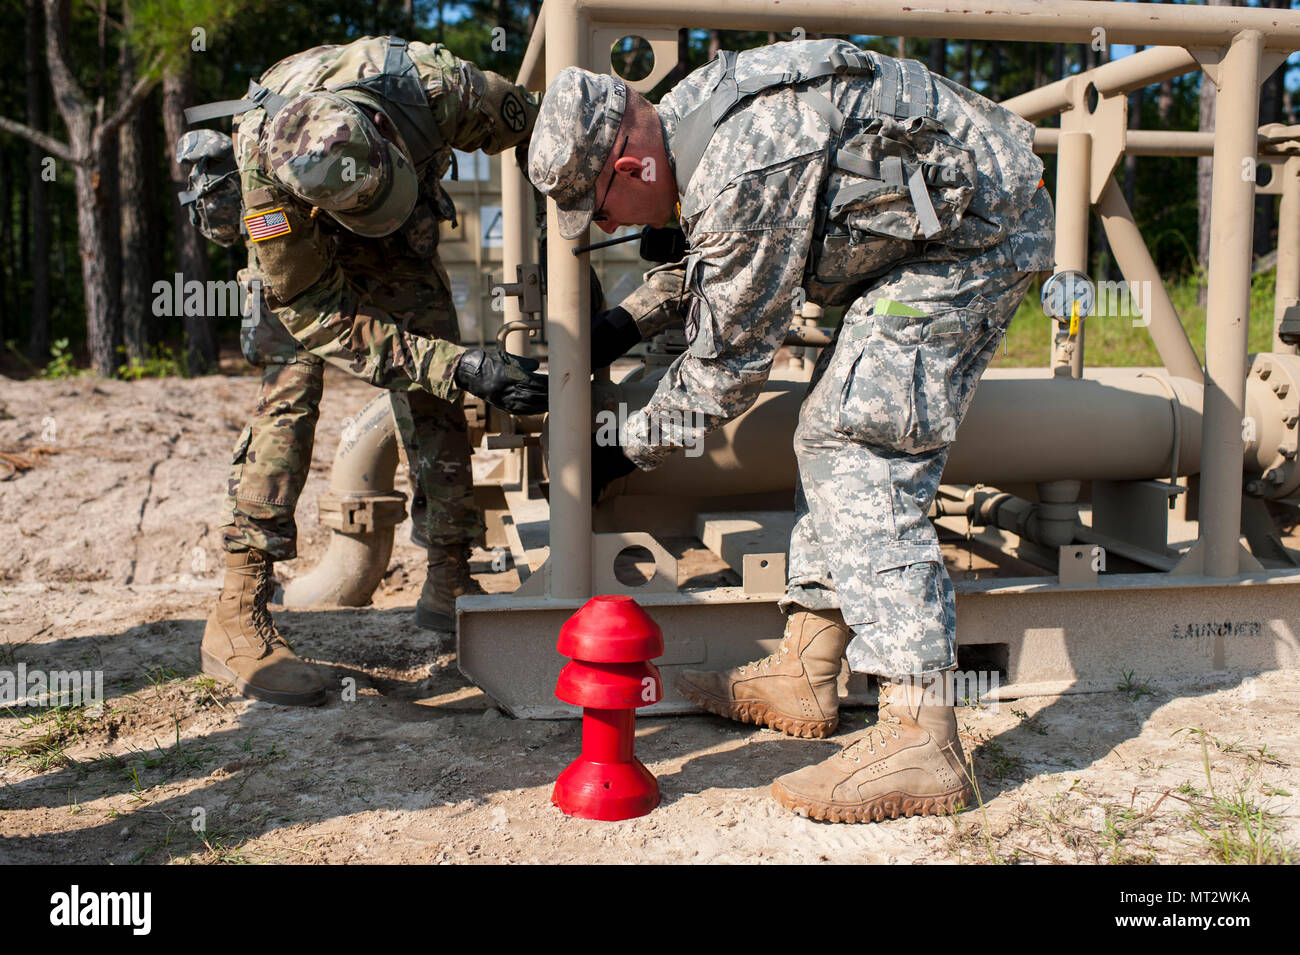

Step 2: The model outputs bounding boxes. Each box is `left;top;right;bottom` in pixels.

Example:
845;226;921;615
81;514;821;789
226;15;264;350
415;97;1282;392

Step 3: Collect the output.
317;492;407;534
1058;544;1100;586
1190;46;1289;91
593;532;678;594
590;25;681;94
1061;77;1126;205
743;552;787;596
494;263;543;315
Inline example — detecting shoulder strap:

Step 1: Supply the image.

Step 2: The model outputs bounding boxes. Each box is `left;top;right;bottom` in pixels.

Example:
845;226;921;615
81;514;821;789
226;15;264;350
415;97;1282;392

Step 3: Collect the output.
183;80;290;125
182;36;428;129
671;47;873;195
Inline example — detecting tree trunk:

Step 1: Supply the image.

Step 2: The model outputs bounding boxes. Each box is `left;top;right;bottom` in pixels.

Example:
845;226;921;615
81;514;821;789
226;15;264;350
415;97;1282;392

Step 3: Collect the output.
72;157;117;376
1125;47;1144;215
0;154;10;340
1197;7;1226;304
1093;41;1112;280
162;62;216;375
25;0;50;360
990;42;1001;101
1253;0;1287;259
928;38;945;75
119;0;149;363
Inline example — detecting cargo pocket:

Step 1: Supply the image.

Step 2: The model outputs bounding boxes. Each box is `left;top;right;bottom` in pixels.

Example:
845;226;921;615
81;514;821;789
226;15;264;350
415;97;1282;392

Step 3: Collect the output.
836;300;978;454
856;540;951;662
221;425;253;525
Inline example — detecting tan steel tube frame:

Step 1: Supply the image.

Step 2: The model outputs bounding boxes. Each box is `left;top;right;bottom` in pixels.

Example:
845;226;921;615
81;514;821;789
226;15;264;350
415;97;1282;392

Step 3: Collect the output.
1054;130;1091;379
517;1;1300;598
544;0;593;599
1276;155;1300;355
1095;178;1205;384
1195;30;1265;577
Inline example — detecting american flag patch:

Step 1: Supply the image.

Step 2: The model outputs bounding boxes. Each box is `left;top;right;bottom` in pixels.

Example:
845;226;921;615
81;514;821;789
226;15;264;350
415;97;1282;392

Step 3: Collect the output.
244;207;292;242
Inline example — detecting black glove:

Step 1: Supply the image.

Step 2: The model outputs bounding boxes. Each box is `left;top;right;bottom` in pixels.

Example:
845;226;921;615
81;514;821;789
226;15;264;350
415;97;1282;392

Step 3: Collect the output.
591;435;637;504
591;306;642;370
454;349;548;415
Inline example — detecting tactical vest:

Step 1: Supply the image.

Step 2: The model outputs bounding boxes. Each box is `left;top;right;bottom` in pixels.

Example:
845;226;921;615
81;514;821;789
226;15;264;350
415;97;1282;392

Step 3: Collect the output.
668;42;1041;302
184;37;445;171
178;37;458;249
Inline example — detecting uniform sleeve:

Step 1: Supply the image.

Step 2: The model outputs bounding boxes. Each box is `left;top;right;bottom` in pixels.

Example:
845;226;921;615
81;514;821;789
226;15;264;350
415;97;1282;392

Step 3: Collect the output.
617;261;688;339
621;157;824;469
431;53;539;155
239;155;467;398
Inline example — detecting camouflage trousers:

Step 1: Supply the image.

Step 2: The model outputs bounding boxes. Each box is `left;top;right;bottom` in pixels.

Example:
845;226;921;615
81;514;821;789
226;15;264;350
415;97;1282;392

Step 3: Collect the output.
220;246;483;560
781;189;1052;677
219;360;481;560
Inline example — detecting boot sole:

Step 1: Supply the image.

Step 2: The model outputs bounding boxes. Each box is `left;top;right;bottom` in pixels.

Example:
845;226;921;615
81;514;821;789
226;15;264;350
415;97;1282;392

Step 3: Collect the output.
675;676;837;739
770;780;971;823
200;650;327;708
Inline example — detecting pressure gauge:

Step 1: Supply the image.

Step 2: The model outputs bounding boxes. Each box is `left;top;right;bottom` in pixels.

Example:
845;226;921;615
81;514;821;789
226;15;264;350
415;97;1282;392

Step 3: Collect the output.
1040;270;1095;321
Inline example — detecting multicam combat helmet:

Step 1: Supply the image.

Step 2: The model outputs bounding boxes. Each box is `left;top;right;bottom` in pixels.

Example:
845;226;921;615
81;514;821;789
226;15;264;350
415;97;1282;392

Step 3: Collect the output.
263;90;418;237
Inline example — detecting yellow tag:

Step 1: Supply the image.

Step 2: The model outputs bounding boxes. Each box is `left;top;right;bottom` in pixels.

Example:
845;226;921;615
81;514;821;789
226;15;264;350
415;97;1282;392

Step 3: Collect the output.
1068;300;1080;337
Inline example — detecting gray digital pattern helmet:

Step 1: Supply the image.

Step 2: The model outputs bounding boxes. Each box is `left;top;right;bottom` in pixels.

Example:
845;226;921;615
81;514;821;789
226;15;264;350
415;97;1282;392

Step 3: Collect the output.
527;67;627;239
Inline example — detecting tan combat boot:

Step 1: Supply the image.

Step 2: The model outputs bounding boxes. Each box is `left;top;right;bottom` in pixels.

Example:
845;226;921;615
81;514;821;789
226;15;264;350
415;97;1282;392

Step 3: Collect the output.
201;550;327;706
675;610;851;738
415;543;484;633
771;676;973;822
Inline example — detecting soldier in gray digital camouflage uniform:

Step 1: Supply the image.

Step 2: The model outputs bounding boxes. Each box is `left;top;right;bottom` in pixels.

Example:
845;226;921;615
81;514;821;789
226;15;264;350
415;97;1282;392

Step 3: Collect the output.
529;39;1053;822
194;36;547;707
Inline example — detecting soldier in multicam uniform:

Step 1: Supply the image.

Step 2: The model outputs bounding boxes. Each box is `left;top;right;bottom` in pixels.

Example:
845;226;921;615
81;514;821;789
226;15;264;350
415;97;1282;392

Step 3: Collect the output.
197;36;547;706
529;39;1054;822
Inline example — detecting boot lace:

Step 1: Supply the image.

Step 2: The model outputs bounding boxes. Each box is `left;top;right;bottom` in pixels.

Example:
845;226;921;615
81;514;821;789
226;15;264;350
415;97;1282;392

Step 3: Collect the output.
250;567;290;657
842;687;904;761
737;642;790;675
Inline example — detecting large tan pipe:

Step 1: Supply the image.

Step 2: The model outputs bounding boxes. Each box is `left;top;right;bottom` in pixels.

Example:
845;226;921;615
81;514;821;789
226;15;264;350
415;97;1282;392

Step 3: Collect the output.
1095;177;1205;383
1199;30;1263;577
281;394;405;608
612;369;1205;497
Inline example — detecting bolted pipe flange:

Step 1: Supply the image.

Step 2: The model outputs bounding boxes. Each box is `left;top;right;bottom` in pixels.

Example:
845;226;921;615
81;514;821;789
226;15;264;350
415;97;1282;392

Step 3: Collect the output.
317;491;408;534
1246;353;1300;498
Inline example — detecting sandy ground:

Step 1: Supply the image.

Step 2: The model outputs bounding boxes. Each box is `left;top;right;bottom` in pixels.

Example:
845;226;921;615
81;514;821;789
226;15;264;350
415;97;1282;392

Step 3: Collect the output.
0;368;1296;865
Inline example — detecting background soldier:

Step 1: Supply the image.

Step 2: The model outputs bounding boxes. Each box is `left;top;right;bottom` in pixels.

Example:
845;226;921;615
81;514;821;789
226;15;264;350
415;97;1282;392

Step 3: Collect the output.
198;36;546;707
529;39;1054;823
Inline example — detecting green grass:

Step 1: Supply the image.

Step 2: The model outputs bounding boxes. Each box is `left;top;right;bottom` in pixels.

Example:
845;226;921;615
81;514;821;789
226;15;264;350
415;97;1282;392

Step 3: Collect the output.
117;344;184;380
0;704;94;771
1117;670;1155;700
1175;728;1294;864
991;267;1279;368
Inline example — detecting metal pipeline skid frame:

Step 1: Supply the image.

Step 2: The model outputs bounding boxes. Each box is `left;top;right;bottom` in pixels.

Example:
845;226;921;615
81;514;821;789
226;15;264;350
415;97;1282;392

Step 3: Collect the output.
288;1;1300;717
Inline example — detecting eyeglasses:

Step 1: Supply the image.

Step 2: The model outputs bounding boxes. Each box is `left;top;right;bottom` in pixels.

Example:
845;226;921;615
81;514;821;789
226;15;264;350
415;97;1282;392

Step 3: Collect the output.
592;135;630;226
